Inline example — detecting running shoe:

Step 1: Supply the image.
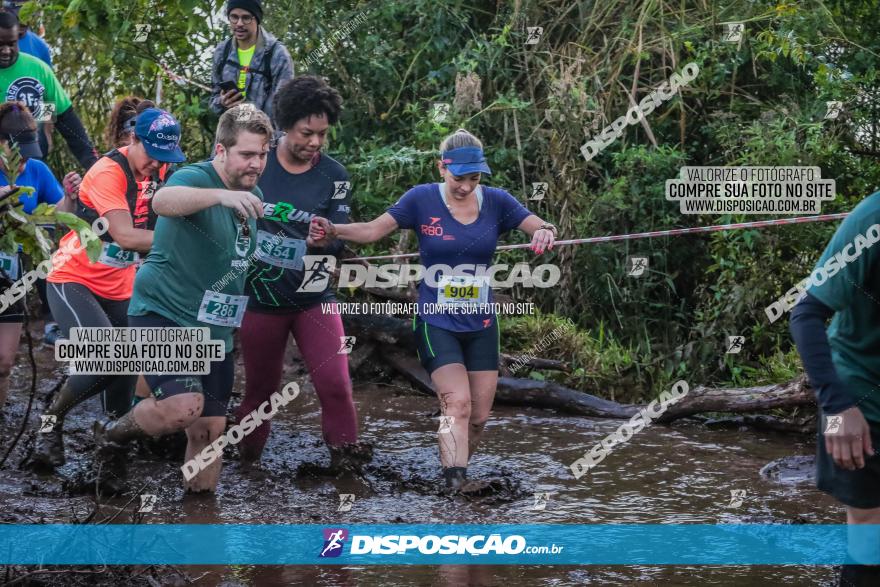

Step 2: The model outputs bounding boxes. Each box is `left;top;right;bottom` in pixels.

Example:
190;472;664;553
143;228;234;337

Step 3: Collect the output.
90;419;129;494
30;424;65;468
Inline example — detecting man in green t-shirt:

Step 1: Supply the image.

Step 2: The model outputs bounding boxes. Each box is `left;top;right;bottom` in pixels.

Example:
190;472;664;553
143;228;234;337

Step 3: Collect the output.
0;10;97;168
790;192;880;582
94;104;272;493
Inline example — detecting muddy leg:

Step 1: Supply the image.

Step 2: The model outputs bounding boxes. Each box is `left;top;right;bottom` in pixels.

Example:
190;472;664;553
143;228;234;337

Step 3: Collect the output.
134;375;151;401
183;416;227;493
124;392;204;438
431;363;471;468
466;370;498;462
0;323;21;409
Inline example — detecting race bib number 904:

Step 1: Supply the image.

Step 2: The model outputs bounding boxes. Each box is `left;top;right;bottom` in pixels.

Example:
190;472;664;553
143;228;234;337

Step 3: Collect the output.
437;275;490;306
197;290;248;327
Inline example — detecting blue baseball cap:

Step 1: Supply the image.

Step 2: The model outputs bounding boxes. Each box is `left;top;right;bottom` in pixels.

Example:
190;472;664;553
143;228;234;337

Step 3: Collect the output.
134;108;186;163
441;146;492;176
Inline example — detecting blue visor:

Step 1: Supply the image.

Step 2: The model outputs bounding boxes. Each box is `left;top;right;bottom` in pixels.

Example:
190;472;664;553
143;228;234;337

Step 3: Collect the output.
441;146;492;176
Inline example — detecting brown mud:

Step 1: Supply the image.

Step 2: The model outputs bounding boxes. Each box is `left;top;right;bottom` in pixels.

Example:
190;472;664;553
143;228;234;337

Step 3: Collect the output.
0;319;841;585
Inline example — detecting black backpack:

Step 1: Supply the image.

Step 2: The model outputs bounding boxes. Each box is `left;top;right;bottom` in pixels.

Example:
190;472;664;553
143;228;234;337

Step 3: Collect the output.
74;149;171;243
215;37;278;97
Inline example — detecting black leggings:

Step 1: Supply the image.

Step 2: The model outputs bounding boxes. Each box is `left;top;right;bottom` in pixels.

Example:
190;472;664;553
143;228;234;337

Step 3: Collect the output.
46;282;136;418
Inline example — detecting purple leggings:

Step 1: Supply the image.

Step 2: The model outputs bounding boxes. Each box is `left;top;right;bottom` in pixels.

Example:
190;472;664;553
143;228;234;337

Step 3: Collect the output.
236;304;358;453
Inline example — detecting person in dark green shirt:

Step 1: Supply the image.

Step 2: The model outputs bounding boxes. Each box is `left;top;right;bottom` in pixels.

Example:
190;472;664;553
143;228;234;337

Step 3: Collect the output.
94;104;273;494
790;192;880;583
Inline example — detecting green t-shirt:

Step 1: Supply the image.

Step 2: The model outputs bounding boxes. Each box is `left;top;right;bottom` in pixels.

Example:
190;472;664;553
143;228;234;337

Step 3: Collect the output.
0;53;72;119
237;44;256;97
128;162;262;352
809;191;880;422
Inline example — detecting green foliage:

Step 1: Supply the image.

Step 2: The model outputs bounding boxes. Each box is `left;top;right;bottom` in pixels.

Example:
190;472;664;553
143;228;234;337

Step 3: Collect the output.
55;211;103;262
1;140;51;261
0;141;25;186
502;313;649;403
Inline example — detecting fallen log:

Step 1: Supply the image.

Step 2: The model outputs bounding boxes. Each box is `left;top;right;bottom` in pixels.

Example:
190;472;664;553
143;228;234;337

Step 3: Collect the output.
342;313;415;345
702;414;816;434
344;315;569;372
344;314;816;424
501;353;569;372
383;349;637;419
655;375;813;423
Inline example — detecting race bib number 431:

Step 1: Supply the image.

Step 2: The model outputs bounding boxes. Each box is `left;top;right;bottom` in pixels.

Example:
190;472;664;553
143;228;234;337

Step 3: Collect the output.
98;242;140;268
197;290;248;327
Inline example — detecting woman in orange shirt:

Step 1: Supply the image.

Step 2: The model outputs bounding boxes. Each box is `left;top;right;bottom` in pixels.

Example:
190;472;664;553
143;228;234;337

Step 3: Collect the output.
30;103;185;470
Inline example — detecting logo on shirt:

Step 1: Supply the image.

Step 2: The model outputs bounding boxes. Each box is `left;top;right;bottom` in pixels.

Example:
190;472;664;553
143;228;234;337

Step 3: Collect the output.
337;205;350;213
332;181;350;199
421;217;444;236
234;222;251;257
263;201;315;224
6;77;45;114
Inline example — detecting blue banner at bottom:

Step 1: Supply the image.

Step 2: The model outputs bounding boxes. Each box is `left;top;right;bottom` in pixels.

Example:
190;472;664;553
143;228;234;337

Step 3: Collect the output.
1;524;878;565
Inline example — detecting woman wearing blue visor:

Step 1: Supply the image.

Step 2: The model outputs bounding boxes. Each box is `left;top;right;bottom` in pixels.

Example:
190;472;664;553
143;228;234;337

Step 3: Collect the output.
310;129;557;491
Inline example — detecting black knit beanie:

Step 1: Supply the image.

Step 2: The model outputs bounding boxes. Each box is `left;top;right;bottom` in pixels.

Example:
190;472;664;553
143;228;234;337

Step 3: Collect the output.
227;0;262;24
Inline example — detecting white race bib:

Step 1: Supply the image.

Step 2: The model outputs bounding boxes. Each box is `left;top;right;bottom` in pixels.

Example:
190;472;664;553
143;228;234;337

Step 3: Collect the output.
255;230;306;270
197;290;249;327
0;251;19;280
98;242;140;268
436;274;490;306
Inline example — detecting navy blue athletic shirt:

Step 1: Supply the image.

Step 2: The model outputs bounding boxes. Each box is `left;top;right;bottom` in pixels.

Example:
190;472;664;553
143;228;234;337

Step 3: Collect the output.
246;149;351;312
387;183;532;332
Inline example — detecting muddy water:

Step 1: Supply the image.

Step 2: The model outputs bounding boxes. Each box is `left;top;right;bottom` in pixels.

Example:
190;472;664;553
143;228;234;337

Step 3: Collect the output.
0;325;839;586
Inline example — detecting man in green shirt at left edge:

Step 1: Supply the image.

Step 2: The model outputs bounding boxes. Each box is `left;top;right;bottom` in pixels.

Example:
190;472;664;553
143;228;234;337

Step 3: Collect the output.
0;10;97;169
95;104;272;493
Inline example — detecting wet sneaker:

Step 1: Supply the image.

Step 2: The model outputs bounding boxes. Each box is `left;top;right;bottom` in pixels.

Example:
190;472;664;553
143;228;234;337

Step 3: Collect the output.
238;442;264;466
90;419;129;494
458;479;493;496
30;425;65;469
442;466;468;492
329;441;374;473
43;323;62;346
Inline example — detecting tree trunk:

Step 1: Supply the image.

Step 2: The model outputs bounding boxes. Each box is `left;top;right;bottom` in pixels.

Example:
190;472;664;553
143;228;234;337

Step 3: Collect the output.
383;348;636;418
655;376;813;423
344;313;816;423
